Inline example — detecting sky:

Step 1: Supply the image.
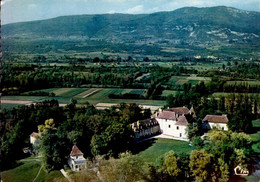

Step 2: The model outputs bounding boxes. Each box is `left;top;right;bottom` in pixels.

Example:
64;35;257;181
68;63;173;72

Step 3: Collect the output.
1;0;260;25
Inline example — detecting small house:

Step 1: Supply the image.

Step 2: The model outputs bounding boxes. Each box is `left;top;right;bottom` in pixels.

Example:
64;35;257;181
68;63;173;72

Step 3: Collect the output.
30;132;40;145
68;145;86;172
202;114;229;131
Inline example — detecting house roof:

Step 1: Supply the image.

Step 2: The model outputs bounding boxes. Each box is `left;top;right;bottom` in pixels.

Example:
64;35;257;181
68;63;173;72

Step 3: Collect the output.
70;145;84;156
132;118;159;130
165;107;190;115
176;116;188;126
202;115;228;124
30;132;39;137
157;111;176;120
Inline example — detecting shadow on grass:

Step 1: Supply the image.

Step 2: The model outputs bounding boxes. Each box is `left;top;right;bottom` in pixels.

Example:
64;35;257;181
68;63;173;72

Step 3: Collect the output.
130;138;157;155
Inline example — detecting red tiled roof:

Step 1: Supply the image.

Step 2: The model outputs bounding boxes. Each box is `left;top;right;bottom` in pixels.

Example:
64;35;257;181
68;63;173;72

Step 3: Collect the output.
165;107;189;115
176;116;188;126
30;132;39;137
158;111;176;120
70;145;84;156
202;115;228;124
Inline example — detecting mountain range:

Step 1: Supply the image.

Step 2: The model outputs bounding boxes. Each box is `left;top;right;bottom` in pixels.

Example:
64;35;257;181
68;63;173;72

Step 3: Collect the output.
2;6;260;59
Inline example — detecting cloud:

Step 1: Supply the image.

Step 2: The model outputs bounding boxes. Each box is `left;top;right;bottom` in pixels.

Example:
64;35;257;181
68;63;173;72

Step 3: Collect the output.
125;5;143;14
108;10;116;14
28;4;37;8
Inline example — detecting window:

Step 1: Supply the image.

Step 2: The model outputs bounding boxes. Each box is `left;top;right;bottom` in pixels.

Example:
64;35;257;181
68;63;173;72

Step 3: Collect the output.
177;126;179;130
168;125;171;128
222;127;224;131
180;133;182;137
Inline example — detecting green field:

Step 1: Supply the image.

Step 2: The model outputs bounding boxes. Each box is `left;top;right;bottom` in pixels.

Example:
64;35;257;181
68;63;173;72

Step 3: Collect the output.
226;81;260;86
78;88;164;106
167;75;210;86
212;92;260;98
252;119;260;128
2;96;47;101
1;103;23;110
1;159;64;182
161;90;180;97
132;138;194;164
2;88;165;106
38;88;88;97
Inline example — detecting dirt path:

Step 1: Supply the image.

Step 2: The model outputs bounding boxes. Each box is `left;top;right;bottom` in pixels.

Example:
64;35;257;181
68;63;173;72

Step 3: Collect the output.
1;100;33;105
32;164;43;182
82;89;101;98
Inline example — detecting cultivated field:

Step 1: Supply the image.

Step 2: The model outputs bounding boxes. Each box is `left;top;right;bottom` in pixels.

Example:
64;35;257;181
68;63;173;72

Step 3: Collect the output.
226;81;260;86
166;75;211;86
161;90;180;97
212;92;260;98
2;88;166;108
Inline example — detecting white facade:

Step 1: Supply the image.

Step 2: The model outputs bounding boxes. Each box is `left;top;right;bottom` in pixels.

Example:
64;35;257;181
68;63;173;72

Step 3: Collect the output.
68;145;87;172
202;114;229;131
134;125;160;139
68;155;86;172
132;119;160;139
156;118;188;139
203;122;228;131
30;132;40;145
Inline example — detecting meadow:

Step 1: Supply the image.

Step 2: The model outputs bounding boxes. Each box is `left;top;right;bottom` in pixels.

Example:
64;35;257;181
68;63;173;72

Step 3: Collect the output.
132;138;194;164
1;159;64;182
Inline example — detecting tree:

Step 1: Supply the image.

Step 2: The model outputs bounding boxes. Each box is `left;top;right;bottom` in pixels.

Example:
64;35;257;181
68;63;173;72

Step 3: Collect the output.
99;152;147;182
186;123;202;142
162;151;180;177
192;136;204;149
189;150;212;182
38;118;56;135
40;132;70;171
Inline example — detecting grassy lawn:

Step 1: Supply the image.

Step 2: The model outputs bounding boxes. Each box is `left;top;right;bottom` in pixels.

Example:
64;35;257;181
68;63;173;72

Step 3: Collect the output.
250;119;260;154
35;168;64;182
252;119;260;128
1;159;64;182
1;161;40;182
132;138;194;164
1;103;23;110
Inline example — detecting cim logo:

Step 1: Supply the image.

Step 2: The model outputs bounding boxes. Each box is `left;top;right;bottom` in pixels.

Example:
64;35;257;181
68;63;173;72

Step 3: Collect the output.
234;165;249;176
